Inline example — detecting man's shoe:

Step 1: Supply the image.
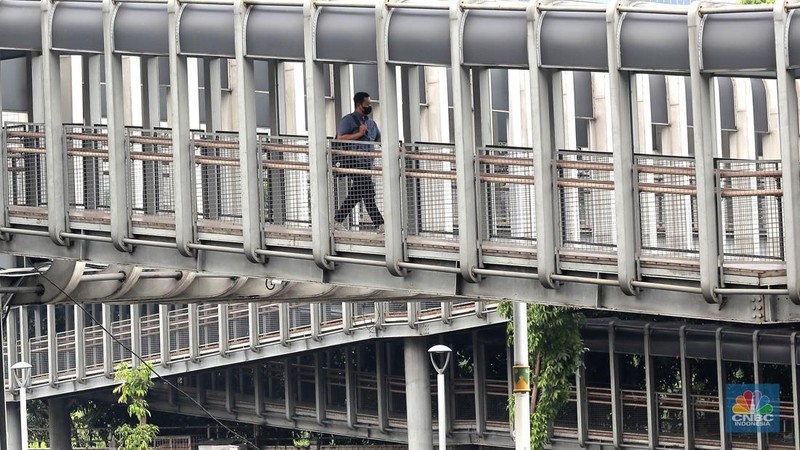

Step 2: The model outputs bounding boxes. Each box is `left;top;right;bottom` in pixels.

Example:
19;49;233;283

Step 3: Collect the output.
376;224;385;234
334;222;347;231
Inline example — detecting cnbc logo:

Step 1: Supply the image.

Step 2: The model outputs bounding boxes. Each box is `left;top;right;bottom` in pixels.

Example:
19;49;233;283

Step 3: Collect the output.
726;384;779;433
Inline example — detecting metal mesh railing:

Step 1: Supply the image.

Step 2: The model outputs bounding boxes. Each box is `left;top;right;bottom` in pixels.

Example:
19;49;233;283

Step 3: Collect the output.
127;128;175;224
288;303;311;335
30;335;48;381
352;302;375;326
636;154;698;260
320;303;343;331
56;330;76;375
65;125;111;214
478;146;535;249
227;303;250;346
140;313;161;359
168;307;190;356
198;304;220;353
5;123;47;209
112;319;132;364
258;304;281;340
557;151;617;254
193;132;242;225
717;159;784;261
403;143;458;242
261;136;312;231
330;139;384;233
84;325;104;374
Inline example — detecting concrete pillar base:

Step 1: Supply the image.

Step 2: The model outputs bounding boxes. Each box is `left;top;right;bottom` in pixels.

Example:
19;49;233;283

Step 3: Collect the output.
48;397;72;450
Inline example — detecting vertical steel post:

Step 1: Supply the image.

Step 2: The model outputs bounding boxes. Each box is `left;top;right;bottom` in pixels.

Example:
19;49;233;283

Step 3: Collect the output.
218;303;229;356
314;352;326;426
159;304;170;368
609;322;623;447
248;302;259;352
74;304;85;382
514;302;530;449
716;327;730;449
754;330;766;450
644;324;659;449
790;333;799;450
473;331;486;436
130;305;140;368
680;326;695;448
46;304;57;386
188;303;199;362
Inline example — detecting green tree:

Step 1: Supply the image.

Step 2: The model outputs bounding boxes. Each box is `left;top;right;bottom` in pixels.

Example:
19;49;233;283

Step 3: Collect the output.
498;303;585;450
740;0;774;4
113;362;160;450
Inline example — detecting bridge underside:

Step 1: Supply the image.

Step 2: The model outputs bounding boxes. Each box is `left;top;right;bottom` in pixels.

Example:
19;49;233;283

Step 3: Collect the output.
23;318;800;449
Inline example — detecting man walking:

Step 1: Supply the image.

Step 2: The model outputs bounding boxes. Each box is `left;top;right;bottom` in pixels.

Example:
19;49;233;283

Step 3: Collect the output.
333;92;385;233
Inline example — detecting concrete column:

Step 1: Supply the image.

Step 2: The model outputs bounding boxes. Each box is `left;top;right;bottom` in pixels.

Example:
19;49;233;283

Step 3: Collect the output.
48;397;72;450
404;337;433;450
6;402;21;449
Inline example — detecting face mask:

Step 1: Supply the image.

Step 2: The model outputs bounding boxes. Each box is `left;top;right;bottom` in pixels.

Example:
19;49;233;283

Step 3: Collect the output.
362;105;372;115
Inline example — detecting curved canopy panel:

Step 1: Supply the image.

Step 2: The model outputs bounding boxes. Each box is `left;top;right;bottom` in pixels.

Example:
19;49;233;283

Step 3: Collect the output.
619;12;689;74
462;10;527;68
787;10;800;69
387;8;450;66
0;0;41;51
113;3;169;56
179;4;235;58
245;6;304;60
539;11;607;71
701;12;775;75
52;1;104;54
315;7;376;63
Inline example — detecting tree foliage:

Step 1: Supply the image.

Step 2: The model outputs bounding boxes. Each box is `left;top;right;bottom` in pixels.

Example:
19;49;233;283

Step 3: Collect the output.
113;362;160;450
740;0;774;4
498;302;585;450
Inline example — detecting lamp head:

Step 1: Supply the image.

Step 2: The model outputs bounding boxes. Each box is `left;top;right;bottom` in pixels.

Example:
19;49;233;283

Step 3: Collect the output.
11;361;32;386
428;345;452;374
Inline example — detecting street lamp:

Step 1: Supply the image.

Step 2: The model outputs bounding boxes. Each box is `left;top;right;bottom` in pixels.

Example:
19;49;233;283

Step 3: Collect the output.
11;361;31;450
429;344;452;449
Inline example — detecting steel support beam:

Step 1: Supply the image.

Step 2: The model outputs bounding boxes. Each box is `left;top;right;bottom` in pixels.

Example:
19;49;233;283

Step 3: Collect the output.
248;302;259;352
773;0;800;304
234;0;265;263
303;0;334;270
47;304;57;386
40;0;68;246
607;0;638;295
6;308;19;392
644;324;658;449
130;305;141;368
716;327;730;449
102;304;114;377
449;0;479;283
790;333;799;450
142;57;161;129
688;4;721;303
680;326;695;448
168;0;197;257
376;2;406;276
74;305;85;382
472;331;486;436
284;358;296;422
609;322;623;447
159;304;170;368
314;352;326;426
345;345;357;429
575;363;588;447
376;341;389;433
104;0;134;252
188;303;199;362
754;330;765;450
254;363;265;417
527;0;557;289
48;397;73;450
219;303;229;357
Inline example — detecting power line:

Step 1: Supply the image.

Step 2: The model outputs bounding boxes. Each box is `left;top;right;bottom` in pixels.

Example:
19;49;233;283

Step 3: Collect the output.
28;263;261;450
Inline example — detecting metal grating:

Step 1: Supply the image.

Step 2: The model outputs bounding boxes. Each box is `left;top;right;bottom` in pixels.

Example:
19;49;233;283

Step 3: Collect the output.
5;123;47;209
321;303;343;328
112;319;132;364
30;335;48;380
261;135;312;230
56;330;76;375
84;325;104;372
258;304;280;339
127;128;175;222
479;146;535;247
718;159;784;261
330;139;385;233
557;151;617;254
140;313;161;359
193;132;242;224
198;304;220;352
227;303;250;345
64;125;111;214
168;307;190;355
636;154;698;260
352;302;375;325
288;303;311;332
403;143;458;241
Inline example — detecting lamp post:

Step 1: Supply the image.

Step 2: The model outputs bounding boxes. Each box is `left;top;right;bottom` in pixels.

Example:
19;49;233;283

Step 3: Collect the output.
429;344;452;449
11;361;31;450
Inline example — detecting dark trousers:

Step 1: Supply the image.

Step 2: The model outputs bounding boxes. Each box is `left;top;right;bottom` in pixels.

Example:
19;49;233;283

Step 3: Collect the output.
334;175;384;226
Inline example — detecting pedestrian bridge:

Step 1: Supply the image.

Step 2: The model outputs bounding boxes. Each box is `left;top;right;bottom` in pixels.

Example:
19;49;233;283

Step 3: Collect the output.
0;0;800;322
